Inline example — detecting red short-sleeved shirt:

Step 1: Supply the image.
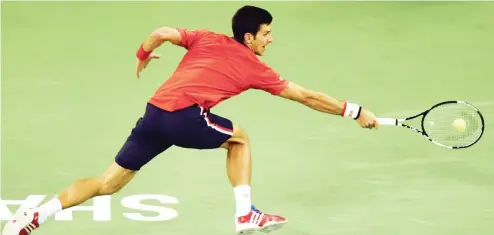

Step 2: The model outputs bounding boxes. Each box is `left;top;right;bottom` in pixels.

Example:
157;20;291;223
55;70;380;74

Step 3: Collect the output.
148;28;289;112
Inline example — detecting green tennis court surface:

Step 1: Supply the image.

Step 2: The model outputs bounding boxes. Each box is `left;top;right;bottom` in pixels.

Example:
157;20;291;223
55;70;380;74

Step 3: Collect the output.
2;2;493;235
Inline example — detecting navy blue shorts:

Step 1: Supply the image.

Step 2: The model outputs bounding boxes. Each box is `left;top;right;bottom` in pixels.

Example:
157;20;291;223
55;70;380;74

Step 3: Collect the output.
115;103;234;171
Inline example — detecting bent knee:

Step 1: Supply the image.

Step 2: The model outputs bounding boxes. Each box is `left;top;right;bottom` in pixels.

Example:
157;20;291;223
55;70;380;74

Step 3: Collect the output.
98;177;125;195
223;125;249;148
98;162;135;195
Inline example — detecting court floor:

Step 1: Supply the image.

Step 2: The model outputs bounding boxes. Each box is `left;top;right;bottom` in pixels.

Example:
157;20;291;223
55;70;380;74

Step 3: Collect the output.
2;2;493;235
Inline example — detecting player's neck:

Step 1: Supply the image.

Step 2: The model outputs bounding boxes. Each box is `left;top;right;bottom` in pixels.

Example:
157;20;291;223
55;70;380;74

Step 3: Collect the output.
233;37;250;49
232;37;257;56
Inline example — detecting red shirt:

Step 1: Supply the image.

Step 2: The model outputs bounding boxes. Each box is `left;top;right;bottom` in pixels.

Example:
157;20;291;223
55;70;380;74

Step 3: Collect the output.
148;28;289;112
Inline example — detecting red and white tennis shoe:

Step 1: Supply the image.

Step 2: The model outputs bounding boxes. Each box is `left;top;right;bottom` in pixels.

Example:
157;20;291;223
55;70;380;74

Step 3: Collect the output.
2;208;41;235
235;205;287;234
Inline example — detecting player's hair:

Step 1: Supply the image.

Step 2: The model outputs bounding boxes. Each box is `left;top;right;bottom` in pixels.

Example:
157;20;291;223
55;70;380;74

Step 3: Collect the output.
232;5;273;44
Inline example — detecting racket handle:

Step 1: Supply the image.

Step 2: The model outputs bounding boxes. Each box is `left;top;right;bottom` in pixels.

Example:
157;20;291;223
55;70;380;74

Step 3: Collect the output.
376;118;398;126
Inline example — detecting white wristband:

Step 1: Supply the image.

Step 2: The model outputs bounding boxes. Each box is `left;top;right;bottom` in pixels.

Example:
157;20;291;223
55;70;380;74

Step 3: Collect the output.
342;102;362;120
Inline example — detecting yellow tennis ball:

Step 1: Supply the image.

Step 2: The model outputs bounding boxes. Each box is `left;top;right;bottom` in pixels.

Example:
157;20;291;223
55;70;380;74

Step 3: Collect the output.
453;118;467;132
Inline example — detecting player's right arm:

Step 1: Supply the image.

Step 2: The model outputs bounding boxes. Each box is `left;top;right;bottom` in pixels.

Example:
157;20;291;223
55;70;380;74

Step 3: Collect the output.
251;64;378;129
279;81;378;129
279;82;345;115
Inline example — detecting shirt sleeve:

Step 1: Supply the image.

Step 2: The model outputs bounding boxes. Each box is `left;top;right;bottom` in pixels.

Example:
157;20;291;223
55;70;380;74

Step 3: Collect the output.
176;28;211;50
250;63;289;95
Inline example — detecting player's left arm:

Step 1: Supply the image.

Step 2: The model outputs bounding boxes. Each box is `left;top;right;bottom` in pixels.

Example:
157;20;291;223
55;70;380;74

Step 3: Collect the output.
137;27;210;56
141;27;183;52
135;27;208;78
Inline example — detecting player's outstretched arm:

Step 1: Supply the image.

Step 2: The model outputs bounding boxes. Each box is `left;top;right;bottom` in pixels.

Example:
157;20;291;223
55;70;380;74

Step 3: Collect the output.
279;82;378;129
279;82;345;115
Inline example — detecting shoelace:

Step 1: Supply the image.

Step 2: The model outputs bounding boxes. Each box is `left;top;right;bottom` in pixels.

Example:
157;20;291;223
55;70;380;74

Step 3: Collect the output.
251;205;262;214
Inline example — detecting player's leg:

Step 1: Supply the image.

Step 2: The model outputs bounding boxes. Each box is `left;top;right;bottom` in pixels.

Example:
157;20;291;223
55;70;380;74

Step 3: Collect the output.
220;125;252;214
173;106;286;234
2;105;173;235
2;162;141;235
221;125;252;185
40;161;136;222
219;125;287;234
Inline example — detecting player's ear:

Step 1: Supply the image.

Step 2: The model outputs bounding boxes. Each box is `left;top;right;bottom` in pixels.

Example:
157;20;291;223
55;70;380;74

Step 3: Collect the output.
244;33;255;44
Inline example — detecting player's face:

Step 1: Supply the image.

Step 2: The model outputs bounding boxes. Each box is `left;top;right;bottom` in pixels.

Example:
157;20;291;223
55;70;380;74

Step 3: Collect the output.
247;24;273;56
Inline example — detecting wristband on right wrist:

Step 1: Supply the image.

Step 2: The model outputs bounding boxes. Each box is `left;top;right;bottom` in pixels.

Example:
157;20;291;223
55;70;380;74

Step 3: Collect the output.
342;102;362;120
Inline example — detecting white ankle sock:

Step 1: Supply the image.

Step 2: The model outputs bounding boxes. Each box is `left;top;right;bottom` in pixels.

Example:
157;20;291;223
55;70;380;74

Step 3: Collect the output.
233;185;251;217
37;196;63;224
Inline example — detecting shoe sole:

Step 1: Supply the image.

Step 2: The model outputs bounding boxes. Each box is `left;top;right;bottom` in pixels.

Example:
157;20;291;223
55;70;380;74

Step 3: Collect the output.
2;219;27;235
260;221;287;233
2;210;36;235
237;220;287;234
2;223;16;235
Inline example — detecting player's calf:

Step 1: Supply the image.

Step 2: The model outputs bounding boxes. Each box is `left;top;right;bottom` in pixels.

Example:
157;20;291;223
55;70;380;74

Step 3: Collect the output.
57;161;135;209
221;125;253;216
2;162;135;235
220;125;288;233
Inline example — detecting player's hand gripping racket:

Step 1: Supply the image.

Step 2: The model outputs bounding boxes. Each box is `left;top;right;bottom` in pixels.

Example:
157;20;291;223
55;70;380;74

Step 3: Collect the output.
376;101;485;149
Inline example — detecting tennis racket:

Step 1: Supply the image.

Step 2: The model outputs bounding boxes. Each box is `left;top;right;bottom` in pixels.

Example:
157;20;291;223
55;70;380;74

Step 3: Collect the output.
376;100;485;149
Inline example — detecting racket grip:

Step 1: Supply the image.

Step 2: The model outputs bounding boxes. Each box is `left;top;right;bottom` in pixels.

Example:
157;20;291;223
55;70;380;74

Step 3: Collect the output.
376;118;398;126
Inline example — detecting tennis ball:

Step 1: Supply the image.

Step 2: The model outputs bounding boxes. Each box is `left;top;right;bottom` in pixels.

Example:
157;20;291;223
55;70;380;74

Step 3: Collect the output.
453;118;467;132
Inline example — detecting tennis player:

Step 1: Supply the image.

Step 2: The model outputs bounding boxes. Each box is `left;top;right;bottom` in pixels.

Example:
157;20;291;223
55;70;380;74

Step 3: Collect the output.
3;5;378;235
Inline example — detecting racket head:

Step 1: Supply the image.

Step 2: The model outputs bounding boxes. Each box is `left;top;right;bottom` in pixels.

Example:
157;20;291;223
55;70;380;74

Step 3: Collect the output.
420;100;485;149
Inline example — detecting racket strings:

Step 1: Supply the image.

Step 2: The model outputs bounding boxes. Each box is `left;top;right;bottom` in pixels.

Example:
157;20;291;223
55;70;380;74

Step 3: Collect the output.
422;103;483;147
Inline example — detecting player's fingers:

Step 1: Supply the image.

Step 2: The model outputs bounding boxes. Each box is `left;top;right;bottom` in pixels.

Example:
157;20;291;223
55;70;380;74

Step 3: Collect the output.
367;121;376;129
141;61;147;70
136;65;142;78
373;119;379;129
150;54;161;59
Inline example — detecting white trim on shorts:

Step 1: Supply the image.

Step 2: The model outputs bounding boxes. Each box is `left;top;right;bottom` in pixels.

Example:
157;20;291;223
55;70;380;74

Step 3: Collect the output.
199;106;234;136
